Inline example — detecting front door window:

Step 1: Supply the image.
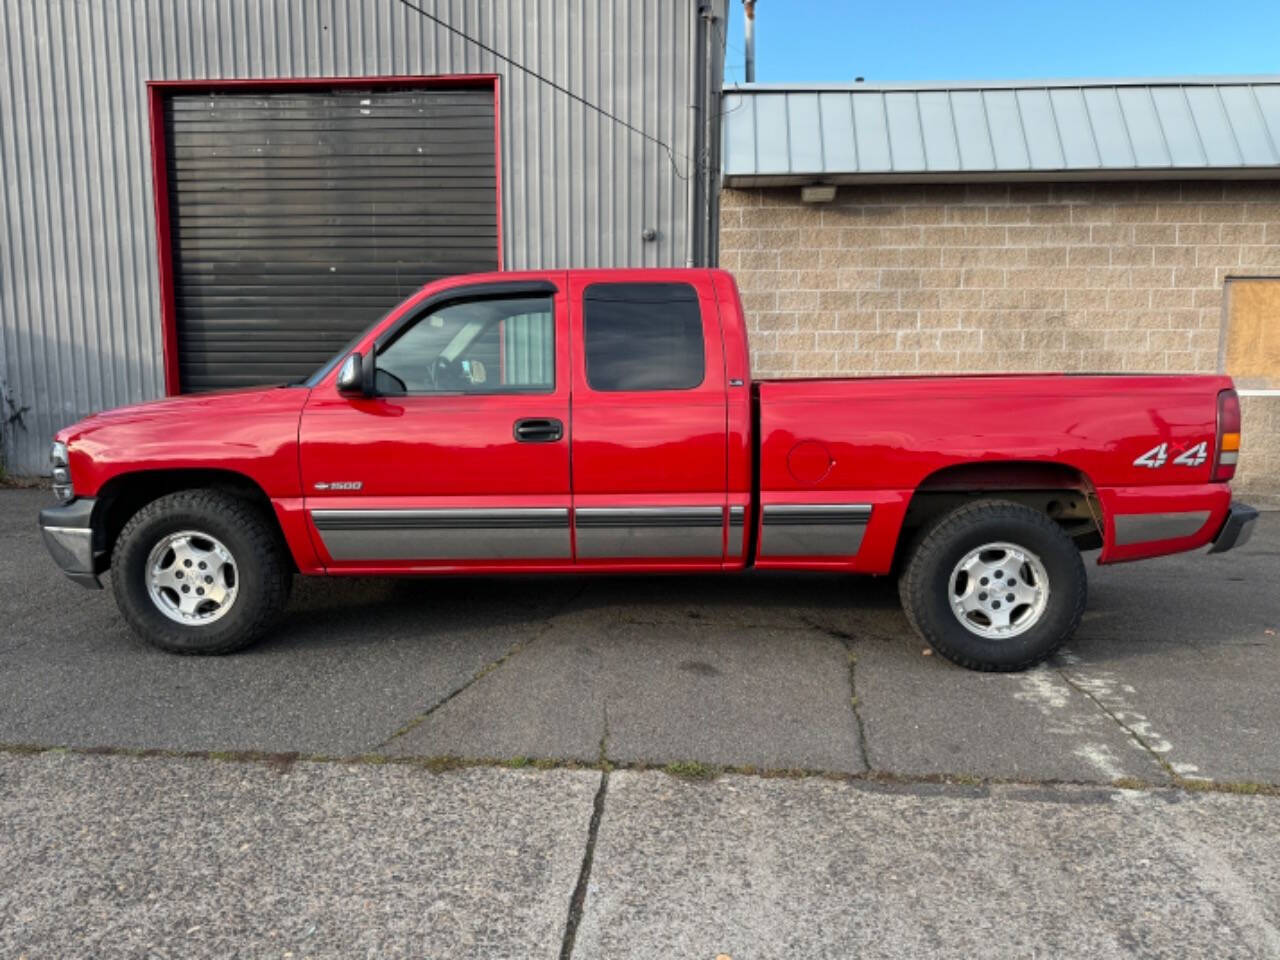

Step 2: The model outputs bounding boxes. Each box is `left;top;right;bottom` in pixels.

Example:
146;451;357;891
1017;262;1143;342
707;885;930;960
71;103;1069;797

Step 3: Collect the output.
376;296;554;395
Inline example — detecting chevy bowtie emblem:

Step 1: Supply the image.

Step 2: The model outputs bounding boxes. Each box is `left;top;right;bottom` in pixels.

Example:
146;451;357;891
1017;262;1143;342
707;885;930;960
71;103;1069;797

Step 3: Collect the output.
314;481;363;491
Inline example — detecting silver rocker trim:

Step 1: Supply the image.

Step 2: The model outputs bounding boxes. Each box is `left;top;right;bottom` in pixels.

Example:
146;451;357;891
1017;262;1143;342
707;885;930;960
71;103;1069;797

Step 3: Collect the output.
311;508;571;560
574;506;724;558
760;503;873;557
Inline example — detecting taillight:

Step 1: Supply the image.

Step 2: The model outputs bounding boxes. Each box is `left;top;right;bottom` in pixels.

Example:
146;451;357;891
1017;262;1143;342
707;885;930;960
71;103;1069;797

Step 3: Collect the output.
1212;388;1241;482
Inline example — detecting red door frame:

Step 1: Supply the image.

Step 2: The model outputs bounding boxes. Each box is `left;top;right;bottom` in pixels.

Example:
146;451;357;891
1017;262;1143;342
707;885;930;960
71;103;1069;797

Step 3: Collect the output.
145;73;503;396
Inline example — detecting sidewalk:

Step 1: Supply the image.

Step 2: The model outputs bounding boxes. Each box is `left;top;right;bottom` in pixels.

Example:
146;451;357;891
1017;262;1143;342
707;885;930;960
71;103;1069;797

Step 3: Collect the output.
2;752;1277;959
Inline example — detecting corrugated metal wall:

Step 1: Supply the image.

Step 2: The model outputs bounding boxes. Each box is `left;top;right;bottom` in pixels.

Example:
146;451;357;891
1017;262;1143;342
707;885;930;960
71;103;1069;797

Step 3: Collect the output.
0;0;725;475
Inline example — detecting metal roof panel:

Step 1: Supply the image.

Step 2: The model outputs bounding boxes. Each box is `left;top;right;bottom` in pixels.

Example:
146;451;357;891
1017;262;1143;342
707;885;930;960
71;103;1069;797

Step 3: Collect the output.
983;91;1031;170
1238;86;1280;163
753;93;792;174
1082;87;1137;167
886;92;927;171
917;91;960;171
723;78;1280;182
1116;87;1170;166
722;89;758;176
818;92;859;170
787;92;824;172
1049;89;1102;168
949;90;996;170
1151;86;1207;166
1183;86;1243;166
852;94;893;171
1017;88;1067;169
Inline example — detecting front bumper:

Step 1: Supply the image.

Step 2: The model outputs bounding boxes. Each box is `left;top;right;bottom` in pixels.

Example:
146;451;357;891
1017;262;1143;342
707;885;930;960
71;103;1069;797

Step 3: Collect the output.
1208;502;1258;554
38;497;102;589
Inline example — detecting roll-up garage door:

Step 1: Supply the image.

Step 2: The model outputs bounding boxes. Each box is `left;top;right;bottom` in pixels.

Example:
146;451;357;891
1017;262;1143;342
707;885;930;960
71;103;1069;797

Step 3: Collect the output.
162;85;499;392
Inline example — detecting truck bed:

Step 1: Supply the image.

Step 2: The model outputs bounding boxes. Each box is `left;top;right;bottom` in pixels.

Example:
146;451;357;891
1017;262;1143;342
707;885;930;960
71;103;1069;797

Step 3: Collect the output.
755;373;1236;571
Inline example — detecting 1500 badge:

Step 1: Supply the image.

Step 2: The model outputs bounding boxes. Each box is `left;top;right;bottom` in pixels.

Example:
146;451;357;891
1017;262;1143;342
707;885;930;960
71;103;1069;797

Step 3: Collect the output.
314;481;363;491
1133;441;1208;469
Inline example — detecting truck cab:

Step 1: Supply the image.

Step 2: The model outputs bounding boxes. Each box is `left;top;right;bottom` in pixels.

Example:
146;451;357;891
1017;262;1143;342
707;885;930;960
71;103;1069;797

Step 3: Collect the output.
298;269;751;573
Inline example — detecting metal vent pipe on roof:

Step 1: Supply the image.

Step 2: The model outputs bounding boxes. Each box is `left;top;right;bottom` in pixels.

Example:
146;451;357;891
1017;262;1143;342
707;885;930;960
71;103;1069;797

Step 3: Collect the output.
743;0;756;82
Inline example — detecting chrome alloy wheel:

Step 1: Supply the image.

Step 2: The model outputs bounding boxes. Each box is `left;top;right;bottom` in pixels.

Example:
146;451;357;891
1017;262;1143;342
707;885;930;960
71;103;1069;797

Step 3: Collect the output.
948;541;1050;640
145;530;239;626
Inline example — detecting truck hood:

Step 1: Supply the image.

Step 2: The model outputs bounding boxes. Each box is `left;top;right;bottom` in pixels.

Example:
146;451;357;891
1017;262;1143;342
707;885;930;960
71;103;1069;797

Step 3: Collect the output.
57;386;312;498
60;385;297;438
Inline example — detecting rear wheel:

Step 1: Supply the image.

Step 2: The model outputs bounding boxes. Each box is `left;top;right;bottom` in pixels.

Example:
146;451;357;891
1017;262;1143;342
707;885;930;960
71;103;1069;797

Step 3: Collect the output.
111;489;291;654
899;500;1086;671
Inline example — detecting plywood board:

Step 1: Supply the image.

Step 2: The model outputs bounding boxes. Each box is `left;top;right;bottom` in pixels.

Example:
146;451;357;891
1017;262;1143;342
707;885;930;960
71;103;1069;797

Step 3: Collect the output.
1225;279;1280;388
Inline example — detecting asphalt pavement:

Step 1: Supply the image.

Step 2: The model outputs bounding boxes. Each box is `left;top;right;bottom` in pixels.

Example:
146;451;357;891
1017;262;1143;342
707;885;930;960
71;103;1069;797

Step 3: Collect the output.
2;487;1277;958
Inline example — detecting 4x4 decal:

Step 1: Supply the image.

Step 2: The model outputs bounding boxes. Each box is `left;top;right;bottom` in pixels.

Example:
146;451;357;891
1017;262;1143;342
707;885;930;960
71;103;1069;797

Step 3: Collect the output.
1133;440;1208;469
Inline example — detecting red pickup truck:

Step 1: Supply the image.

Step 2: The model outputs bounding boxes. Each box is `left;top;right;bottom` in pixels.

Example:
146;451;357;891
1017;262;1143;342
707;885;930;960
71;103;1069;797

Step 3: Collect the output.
40;268;1256;671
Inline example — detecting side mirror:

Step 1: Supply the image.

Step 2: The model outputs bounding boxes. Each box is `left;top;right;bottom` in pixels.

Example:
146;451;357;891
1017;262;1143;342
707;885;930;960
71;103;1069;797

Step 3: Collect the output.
337;352;365;395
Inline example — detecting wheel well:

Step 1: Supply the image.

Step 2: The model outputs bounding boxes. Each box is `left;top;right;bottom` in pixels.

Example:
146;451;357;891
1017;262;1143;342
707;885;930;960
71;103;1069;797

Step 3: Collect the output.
92;469;291;572
897;461;1103;567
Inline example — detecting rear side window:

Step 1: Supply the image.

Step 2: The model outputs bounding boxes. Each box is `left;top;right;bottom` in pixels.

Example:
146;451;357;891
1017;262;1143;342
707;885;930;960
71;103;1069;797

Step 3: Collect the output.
583;282;705;391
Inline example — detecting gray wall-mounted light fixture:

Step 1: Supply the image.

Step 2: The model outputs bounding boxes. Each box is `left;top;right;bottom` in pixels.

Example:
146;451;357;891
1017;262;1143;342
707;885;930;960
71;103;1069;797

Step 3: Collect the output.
801;185;837;203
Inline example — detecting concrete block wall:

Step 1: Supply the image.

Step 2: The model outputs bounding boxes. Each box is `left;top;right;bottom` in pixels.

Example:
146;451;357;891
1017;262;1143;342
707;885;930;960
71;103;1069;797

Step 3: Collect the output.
1240;396;1279;504
719;181;1280;498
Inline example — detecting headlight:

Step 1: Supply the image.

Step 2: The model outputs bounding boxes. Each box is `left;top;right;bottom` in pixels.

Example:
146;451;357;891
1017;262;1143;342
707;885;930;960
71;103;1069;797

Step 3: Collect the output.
50;441;73;502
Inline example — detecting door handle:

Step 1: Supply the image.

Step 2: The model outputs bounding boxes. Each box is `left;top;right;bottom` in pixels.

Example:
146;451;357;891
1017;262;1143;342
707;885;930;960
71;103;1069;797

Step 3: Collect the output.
513;418;564;443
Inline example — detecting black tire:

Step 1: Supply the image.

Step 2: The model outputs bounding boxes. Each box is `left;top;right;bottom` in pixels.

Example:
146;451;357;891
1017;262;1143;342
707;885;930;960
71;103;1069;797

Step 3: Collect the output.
898;499;1086;672
110;489;292;655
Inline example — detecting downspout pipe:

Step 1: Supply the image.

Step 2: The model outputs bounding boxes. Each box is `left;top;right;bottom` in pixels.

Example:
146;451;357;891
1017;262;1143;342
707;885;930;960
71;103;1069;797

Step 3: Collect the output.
685;3;702;266
688;3;724;267
703;3;716;267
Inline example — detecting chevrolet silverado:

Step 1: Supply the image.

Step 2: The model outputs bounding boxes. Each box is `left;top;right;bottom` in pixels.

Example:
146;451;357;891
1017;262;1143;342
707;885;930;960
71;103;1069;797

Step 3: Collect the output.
39;268;1257;670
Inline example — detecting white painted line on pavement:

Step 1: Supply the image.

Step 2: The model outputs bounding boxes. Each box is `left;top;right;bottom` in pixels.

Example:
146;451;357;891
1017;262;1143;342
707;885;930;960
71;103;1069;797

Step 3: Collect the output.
1010;664;1146;780
1057;651;1208;780
1073;743;1126;780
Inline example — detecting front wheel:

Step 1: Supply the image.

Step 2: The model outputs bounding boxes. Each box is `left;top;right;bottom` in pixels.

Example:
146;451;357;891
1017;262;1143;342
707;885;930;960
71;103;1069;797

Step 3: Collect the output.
111;489;292;654
898;500;1086;671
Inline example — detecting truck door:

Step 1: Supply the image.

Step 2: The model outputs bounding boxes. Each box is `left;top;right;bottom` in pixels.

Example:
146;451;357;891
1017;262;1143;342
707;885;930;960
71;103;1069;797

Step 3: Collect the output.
568;273;728;566
298;278;573;570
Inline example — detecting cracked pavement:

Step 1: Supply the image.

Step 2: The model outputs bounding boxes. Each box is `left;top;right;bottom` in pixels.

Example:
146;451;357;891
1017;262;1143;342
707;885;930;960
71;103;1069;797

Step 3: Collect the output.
2;488;1278;958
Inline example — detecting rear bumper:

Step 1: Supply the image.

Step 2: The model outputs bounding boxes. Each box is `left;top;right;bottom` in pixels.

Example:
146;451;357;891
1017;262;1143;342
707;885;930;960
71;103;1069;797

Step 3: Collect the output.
38;498;102;589
1208;502;1258;554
